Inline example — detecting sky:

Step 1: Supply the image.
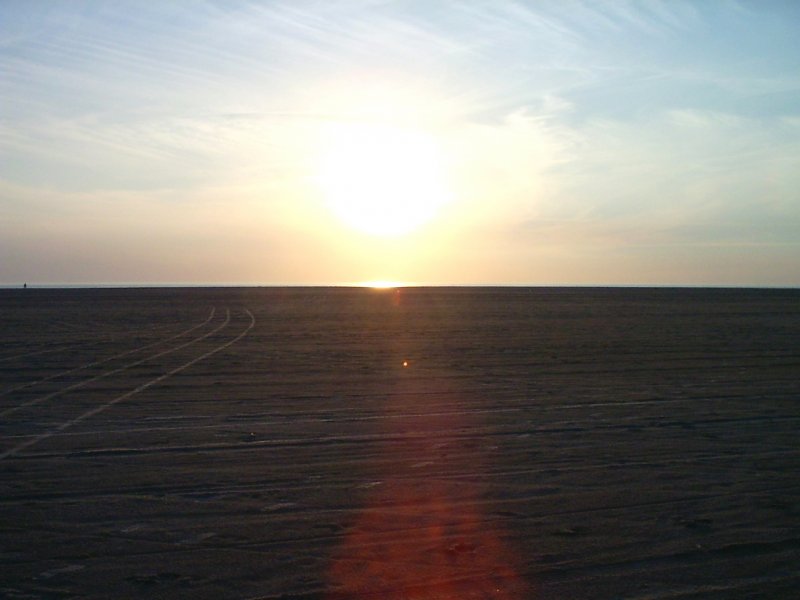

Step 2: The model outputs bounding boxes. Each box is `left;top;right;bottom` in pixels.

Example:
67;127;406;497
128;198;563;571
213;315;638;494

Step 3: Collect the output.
1;0;799;286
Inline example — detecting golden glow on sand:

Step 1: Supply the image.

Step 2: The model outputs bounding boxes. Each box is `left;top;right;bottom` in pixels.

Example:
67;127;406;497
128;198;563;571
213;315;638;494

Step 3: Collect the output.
325;377;529;598
317;121;452;237
358;280;406;289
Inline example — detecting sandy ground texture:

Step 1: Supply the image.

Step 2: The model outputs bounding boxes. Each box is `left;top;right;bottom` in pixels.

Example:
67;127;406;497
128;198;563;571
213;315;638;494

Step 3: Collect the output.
1;286;799;599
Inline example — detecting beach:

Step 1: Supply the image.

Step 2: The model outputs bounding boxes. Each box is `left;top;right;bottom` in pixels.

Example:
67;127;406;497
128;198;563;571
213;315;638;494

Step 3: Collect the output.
1;287;799;599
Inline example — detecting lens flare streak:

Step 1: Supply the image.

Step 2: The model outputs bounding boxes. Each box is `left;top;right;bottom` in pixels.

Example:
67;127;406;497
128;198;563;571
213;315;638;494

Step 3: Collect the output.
325;378;530;599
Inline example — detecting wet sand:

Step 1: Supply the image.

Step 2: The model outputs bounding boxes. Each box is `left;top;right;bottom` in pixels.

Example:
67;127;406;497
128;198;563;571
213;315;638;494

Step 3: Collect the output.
1;287;799;599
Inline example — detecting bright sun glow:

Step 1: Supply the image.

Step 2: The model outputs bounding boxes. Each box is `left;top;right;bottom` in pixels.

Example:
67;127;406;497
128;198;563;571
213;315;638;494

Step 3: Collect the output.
358;279;405;288
317;122;452;237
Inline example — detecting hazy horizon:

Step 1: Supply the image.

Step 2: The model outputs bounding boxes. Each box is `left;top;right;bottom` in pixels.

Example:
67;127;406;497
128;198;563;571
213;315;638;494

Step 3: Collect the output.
2;1;799;287
2;282;798;291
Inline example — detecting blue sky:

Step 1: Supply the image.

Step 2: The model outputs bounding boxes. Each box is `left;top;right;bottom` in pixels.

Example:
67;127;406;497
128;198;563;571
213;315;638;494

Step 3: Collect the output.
1;1;799;285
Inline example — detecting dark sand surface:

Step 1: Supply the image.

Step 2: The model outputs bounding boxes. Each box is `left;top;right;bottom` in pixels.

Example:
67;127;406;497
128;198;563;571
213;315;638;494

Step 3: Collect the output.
1;287;799;599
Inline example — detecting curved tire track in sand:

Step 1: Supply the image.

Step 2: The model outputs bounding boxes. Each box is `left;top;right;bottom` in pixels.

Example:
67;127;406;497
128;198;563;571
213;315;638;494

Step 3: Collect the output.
0;307;216;399
0;343;91;364
0;309;254;461
0;308;221;417
0;305;210;363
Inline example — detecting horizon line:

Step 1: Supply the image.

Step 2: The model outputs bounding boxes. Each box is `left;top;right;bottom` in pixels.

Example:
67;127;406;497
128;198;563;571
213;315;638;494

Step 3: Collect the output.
1;283;799;291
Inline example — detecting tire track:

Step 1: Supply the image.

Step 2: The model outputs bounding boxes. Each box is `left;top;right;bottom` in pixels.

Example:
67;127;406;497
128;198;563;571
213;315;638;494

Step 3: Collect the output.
6;445;800;506
0;308;220;417
1;307;216;399
0;306;202;363
6;411;798;457
0;343;88;364
0;307;230;421
0;309;254;461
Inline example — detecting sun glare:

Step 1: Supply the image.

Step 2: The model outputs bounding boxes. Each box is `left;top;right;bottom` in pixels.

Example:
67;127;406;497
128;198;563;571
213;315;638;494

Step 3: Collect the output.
358;279;405;289
317;121;452;237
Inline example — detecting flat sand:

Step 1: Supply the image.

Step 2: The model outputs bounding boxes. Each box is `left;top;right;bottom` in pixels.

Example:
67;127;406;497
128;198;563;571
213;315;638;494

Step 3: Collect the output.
1;287;799;599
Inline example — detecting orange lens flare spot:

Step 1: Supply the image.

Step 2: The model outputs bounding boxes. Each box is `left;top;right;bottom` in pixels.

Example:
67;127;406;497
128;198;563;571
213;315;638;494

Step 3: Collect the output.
402;360;409;367
325;379;531;599
325;479;529;599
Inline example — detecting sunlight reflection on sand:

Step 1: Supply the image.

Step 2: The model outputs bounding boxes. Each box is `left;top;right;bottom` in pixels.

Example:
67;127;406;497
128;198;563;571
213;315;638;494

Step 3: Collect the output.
325;374;531;599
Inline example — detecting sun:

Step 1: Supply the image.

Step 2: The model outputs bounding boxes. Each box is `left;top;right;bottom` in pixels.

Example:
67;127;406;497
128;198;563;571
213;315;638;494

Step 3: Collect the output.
358;279;405;288
316;121;452;237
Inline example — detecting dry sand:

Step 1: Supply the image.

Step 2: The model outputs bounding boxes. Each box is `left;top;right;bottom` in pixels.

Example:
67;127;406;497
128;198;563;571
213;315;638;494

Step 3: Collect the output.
1;287;799;599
